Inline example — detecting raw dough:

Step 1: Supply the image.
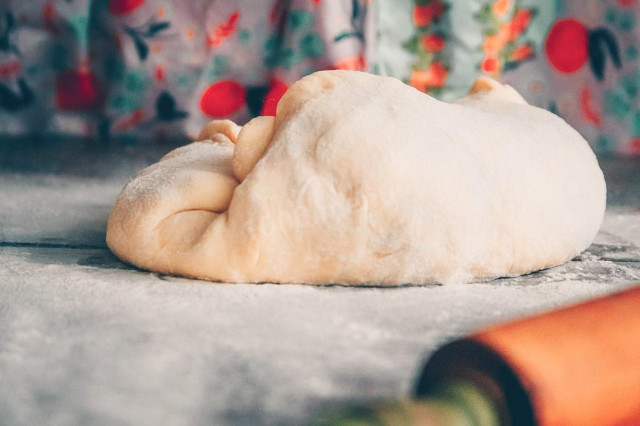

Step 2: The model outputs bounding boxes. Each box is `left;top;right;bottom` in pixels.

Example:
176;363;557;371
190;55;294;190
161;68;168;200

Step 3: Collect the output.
106;71;606;285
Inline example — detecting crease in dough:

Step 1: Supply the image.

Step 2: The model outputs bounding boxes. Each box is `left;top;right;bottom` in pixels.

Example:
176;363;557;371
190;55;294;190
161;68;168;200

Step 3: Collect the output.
106;71;606;285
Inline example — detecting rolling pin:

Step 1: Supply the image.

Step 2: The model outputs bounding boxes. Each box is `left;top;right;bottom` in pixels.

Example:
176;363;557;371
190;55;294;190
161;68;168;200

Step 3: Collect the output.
317;285;640;426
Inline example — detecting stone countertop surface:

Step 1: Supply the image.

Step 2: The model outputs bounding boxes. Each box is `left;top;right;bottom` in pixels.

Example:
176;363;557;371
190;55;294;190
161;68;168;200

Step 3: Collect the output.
1;137;639;426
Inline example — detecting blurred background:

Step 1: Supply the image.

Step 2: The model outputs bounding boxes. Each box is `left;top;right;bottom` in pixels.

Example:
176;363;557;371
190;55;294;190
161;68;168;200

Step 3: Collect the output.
2;2;640;425
1;0;639;154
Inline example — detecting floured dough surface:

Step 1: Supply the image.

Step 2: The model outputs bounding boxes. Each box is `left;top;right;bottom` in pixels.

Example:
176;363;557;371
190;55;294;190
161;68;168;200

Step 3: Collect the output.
107;71;606;285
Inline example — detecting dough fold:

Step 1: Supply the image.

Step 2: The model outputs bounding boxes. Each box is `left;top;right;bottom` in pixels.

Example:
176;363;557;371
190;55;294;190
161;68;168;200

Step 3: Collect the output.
107;71;606;285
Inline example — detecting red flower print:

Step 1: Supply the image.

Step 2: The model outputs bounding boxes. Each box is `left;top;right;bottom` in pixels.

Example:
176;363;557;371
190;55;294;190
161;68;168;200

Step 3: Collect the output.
261;79;289;116
579;87;601;126
334;55;367;71
56;71;104;111
421;34;445;52
491;0;511;16
629;138;640;155
545;19;589;73
483;23;511;53
109;0;145;15
42;2;58;34
481;54;500;75
114;109;145;131
154;65;165;82
413;0;444;27
200;80;246;117
0;62;21;78
511;44;533;61
410;62;448;92
509;9;532;41
206;11;240;48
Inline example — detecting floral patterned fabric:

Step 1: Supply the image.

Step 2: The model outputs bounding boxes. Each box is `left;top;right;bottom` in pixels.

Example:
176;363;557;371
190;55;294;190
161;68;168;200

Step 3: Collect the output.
0;0;639;154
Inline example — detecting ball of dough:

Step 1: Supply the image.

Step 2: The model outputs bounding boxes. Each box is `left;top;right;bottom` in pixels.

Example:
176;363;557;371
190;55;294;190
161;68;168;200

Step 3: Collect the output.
106;71;606;285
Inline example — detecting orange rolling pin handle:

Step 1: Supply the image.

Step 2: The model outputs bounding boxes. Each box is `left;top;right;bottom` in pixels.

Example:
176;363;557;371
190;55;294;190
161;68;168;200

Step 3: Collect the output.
416;285;640;426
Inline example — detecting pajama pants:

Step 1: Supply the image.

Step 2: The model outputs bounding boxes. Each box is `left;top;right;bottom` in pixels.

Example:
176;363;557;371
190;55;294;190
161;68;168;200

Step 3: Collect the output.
0;0;638;154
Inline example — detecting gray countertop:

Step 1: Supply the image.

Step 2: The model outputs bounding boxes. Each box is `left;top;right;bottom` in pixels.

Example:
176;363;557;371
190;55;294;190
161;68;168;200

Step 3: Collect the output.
1;137;639;425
